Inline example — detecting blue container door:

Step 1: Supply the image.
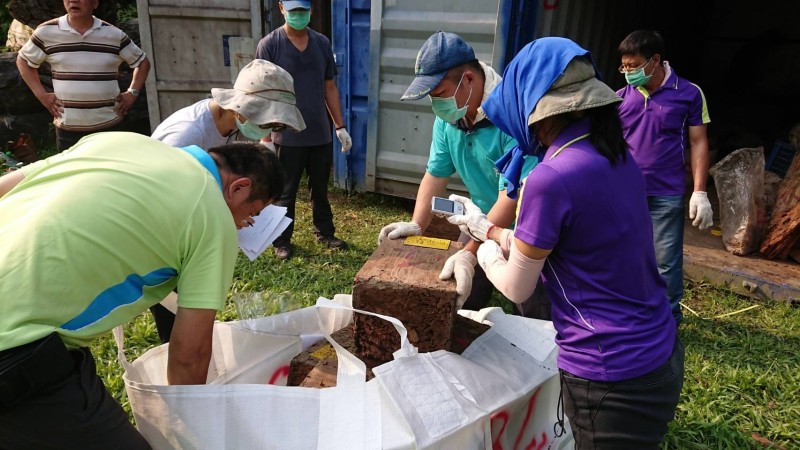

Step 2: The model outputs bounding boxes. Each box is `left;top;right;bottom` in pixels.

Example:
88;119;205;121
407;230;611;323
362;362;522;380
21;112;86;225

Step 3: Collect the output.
331;0;371;193
504;0;539;67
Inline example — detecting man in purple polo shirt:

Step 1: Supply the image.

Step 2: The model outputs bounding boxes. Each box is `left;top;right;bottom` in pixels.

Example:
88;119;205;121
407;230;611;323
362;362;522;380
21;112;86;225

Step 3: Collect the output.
616;30;713;325
449;38;683;448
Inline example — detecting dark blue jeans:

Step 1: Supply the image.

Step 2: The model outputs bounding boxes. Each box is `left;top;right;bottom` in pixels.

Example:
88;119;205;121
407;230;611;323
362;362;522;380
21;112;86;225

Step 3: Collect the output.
648;195;685;325
560;336;685;450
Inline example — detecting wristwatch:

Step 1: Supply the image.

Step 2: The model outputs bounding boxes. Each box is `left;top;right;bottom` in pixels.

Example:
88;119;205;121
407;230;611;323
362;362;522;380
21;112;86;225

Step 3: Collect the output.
127;88;140;97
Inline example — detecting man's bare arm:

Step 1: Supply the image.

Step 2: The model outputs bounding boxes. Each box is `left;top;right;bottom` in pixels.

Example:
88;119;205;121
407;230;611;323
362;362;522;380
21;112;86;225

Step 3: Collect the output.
167;307;216;385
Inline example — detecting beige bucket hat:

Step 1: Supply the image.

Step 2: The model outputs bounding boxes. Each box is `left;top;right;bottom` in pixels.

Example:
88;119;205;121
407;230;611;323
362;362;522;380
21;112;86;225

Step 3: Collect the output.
528;56;621;125
211;59;306;132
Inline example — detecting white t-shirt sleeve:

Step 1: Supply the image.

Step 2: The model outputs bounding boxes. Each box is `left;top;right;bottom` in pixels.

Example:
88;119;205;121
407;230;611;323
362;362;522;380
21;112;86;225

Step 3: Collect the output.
153;122;208;149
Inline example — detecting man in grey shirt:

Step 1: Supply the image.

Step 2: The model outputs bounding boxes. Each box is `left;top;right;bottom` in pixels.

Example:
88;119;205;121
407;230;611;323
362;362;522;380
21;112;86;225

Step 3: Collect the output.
256;0;352;260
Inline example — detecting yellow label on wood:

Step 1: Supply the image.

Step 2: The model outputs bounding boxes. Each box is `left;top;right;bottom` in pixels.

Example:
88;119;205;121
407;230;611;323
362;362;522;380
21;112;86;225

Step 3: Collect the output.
404;236;451;250
311;345;337;360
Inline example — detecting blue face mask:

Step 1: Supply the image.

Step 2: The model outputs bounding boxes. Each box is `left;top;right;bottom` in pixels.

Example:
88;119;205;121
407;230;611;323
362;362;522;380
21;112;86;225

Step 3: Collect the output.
285;10;311;30
430;73;472;123
236;117;273;140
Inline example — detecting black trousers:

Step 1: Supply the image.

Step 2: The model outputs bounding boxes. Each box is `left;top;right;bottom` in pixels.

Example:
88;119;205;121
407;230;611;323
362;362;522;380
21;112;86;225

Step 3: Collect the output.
560;335;685;450
274;142;336;247
0;341;150;449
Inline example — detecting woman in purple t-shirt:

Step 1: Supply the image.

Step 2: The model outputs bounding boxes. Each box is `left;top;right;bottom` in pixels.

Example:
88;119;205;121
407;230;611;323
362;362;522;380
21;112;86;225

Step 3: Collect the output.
449;38;684;450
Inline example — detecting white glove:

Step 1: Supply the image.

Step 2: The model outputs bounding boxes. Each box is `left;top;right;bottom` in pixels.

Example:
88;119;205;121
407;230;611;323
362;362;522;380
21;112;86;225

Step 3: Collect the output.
336;127;352;153
689;191;713;230
439;249;477;307
446;194;493;242
377;221;422;245
476;239;504;273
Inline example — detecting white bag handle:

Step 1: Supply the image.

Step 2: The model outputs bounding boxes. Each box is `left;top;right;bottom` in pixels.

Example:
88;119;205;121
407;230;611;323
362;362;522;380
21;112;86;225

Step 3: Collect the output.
313;297;417;388
112;326;132;370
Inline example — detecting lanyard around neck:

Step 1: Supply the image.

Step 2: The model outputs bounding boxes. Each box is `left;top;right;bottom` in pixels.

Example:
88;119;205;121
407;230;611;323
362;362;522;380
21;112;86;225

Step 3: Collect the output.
548;133;591;160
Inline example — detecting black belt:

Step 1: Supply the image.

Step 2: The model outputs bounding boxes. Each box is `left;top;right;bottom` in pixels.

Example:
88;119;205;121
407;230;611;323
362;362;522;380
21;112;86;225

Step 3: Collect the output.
0;333;75;410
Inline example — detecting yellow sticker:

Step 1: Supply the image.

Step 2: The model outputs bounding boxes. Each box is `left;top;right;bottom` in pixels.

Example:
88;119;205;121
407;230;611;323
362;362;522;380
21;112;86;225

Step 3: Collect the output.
311;345;337;360
404;236;451;250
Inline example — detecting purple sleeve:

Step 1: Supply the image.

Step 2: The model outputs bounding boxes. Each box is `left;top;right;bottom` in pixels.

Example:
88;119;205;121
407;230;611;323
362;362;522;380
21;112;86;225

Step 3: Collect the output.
514;165;571;251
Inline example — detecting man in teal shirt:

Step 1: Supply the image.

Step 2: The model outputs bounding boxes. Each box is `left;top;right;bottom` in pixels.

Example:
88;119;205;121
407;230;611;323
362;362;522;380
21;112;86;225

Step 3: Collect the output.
378;32;543;317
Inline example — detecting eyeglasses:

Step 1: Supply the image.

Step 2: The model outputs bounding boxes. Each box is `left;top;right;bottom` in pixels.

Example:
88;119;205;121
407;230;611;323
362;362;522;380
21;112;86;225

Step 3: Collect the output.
618;58;652;74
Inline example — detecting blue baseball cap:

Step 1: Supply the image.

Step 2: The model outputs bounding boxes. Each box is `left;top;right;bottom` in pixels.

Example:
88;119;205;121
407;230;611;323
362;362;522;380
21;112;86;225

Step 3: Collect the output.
401;31;476;101
280;0;311;10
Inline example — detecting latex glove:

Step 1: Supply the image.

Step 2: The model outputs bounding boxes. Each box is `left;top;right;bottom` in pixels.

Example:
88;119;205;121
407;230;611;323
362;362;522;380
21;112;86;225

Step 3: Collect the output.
377;221;421;245
689;191;713;230
476;239;504;274
336;127;352;153
439;249;477;307
446;194;493;242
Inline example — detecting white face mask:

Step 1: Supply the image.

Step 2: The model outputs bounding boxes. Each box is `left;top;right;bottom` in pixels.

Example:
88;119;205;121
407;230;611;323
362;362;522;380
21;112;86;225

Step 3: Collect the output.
429;73;472;123
236;117;273;140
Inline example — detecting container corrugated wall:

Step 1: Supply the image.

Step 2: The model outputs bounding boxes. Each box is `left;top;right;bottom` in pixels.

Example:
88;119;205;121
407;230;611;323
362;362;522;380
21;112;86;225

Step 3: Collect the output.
332;0;371;193
533;0;650;87
363;0;509;198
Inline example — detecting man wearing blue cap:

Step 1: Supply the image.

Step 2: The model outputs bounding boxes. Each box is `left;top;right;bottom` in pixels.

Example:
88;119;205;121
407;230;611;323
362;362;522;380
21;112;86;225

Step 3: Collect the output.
377;31;544;318
256;0;351;260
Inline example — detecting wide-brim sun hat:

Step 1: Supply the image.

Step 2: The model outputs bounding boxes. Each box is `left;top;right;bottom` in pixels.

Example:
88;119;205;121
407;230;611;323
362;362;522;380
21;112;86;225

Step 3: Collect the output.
211;59;306;132
528;56;621;125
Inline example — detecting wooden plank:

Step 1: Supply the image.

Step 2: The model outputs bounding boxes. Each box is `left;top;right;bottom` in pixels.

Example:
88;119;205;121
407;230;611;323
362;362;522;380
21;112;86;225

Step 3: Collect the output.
683;221;800;304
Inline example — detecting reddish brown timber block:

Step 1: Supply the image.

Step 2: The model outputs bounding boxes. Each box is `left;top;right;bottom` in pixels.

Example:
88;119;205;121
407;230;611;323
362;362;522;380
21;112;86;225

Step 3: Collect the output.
450;314;492;354
287;325;382;387
353;238;461;362
290;316;491;389
423;215;462;241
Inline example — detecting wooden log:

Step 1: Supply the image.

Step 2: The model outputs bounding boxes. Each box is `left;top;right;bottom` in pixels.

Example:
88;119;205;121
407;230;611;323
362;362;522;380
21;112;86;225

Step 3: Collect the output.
789;247;800;264
761;149;800;259
352;238;461;362
760;204;800;259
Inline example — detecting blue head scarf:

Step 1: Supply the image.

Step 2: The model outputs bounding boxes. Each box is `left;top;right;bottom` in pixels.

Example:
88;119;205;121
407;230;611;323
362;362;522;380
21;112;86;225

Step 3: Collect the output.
482;37;598;199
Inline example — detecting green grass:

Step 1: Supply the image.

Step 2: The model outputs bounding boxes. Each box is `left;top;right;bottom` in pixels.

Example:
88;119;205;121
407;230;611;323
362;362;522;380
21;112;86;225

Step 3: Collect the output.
664;283;800;449
90;182;800;449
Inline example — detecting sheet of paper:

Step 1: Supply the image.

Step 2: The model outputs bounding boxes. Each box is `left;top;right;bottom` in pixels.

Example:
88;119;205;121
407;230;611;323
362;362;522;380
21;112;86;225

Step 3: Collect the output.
238;205;291;260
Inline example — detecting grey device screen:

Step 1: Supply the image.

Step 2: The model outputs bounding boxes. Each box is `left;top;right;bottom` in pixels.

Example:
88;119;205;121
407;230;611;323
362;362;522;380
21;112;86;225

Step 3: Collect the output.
433;197;455;213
